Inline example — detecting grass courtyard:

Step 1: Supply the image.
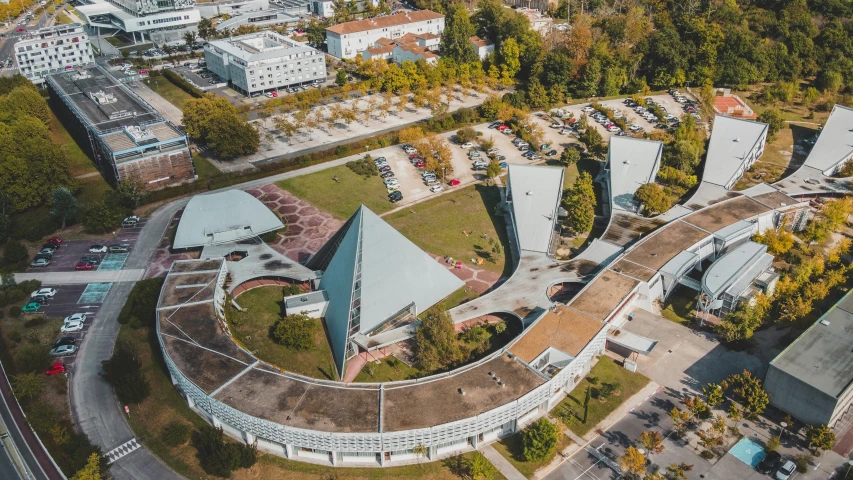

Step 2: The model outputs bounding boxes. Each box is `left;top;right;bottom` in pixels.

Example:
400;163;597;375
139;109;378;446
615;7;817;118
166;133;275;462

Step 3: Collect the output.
278;164;394;220
554;357;650;437
227;286;337;380
144;76;195;111
660;287;699;325
492;430;573;478
385;184;511;276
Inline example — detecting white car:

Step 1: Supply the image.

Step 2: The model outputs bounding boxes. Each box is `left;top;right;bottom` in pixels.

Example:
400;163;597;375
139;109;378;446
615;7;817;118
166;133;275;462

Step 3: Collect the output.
430;185;444;193
31;288;56;298
61;321;84;333
487;148;499;154
550;122;563;128
607;126;621;133
384;179;400;187
64;313;87;324
89;245;108;253
582;106;595;112
460;142;474;149
775;460;795;480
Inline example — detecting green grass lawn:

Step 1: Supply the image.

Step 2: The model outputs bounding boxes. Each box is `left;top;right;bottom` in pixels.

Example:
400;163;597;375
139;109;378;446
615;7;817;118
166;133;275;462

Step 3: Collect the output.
50;109;97;176
104;36;131;48
492;430;573;478
554;357;650;437
660;287;699;325
55;12;73;24
228;287;337;380
144;76;194;111
385;184;511;276
192;154;220;181
278;164;393;220
559;157;602;189
354;356;420;382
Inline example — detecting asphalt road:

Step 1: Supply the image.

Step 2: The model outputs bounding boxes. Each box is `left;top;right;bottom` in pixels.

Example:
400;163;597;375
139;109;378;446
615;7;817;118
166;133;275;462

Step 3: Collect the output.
0;9;50;73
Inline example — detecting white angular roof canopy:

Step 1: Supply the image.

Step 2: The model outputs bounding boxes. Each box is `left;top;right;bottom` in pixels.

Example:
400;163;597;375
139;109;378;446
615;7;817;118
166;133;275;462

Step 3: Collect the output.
507;164;565;253
607;136;663;213
173;190;284;249
703;115;768;188
803;104;853;175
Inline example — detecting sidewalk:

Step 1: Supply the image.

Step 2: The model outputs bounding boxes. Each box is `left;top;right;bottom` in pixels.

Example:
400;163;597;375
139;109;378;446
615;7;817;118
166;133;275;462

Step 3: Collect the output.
14;269;145;284
481;444;526;480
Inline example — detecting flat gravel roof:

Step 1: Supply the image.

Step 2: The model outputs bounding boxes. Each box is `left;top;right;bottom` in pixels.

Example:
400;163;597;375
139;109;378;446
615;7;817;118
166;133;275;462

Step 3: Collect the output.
510;307;605;363
624;221;709;271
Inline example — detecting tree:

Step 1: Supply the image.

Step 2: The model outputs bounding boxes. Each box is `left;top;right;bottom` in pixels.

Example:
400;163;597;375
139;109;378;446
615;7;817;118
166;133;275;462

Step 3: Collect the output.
441;5;478;64
183;31;197;50
633;183;671;216
716;294;770;342
766;435;781;452
463;452;498;480
3;241;29;271
579;124;605;158
619;446;647;478
456;127;478;143
669;407;690;437
521;418;558;462
82;195;126;234
499;38;521;85
638;430;664;455
487;160;502;179
12;373;43;401
415;310;461;371
14;344;50;374
559;147;580;167
101;341;151;405
703;383;725;407
336;69;348;86
196;17;215;40
754;227;796;255
206;114;261;159
0;86;51;125
726;370;770;417
758;109;785;141
564;171;595;234
806;425;836;455
666;463;693;480
50;187;79;229
192;425;256;478
270;313;316;350
116;175;147;210
527;79;549;108
70;453;102;480
306;19;328;46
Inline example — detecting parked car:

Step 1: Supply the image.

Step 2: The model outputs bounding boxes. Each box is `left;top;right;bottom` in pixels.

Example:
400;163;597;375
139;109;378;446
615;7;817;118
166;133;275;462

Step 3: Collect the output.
487;148;499;155
386;185;400;194
546;150;558;156
53;337;77;348
460;142;474;149
756;451;781;474
384;178;400;186
449;179;461;186
495;155;507;161
388;191;403;203
63;313;87;324
31;288;56;298
60;321;84;333
45;362;66;376
37;247;55;257
430;185;444;193
22;302;42;312
380;171;395;179
89;245;108;253
30;258;50;268
50;344;77;356
775;460;796;480
582;106;595;112
109;244;130;253
30;295;49;304
488;122;502;129
414;161;425;168
75;261;96;271
80;255;101;264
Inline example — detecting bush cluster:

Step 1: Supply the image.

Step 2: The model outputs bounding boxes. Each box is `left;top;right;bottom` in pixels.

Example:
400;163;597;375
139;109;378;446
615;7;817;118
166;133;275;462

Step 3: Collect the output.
346;157;378;178
192;425;257;478
117;278;165;326
102;341;151;405
0;279;41;308
161;421;192;447
161;69;205;98
270;313;315;350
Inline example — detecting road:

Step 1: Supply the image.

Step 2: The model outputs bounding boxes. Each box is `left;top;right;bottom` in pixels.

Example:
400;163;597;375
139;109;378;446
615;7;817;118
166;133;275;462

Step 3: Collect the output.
0;8;52;74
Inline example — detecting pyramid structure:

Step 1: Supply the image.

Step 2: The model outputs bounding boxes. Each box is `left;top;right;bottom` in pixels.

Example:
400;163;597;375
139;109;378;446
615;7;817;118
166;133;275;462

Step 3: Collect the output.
319;206;465;377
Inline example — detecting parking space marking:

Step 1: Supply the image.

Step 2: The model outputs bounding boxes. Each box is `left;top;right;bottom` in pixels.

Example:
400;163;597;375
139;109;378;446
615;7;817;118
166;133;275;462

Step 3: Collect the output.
98;253;128;271
78;283;113;304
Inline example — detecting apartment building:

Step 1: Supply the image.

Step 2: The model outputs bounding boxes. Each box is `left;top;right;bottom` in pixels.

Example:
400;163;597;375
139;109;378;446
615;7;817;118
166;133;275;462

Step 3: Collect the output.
204;31;326;96
14;23;93;85
326;10;444;59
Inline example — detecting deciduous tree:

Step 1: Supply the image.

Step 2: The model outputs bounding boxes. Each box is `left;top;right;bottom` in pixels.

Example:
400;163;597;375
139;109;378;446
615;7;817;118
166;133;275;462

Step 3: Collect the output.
634;183;671;216
522;418;559;462
270;313;316;350
50;187;79;229
564;171;595;234
620;446;647;478
638;430;664;455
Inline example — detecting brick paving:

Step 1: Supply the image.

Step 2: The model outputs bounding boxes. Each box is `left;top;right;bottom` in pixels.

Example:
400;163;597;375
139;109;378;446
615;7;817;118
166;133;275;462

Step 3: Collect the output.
145;209;199;279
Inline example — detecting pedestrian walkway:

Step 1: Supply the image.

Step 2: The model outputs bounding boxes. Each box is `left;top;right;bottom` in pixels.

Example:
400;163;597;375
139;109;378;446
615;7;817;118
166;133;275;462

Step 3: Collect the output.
481;444;526;480
105;438;141;464
14;269;145;285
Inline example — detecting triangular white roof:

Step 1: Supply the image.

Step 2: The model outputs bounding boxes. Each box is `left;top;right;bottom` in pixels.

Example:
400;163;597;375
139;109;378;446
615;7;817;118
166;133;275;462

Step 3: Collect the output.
803;104;853;174
703;115;768;188
173;190;284;249
507;164;565;253
607;136;663;213
319;206;465;376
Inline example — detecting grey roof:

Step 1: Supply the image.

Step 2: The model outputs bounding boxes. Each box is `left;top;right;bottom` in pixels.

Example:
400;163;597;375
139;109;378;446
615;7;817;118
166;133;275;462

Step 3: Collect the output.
319;206;465;376
173;190;284;249
607;136;663;213
713;219;755;241
284;290;328;309
507;164;565;253
660;250;699;278
702;115;768;188
803;104;853;174
702;241;768;298
207;31;318;63
770;290;853;398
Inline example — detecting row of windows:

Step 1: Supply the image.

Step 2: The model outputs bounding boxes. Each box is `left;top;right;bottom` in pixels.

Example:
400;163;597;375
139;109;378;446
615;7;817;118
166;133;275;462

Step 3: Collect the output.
249;71;321;88
137;14;190;26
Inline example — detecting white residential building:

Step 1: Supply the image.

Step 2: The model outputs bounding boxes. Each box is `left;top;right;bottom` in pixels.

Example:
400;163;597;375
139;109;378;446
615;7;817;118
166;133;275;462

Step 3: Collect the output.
391;43;438;65
14;24;93;85
516;8;552;34
470;35;494;59
204;31;327;97
326;10;444;59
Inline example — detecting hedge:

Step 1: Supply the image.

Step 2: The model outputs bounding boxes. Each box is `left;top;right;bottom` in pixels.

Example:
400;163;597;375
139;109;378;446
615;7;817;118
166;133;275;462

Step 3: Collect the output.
161;69;205;99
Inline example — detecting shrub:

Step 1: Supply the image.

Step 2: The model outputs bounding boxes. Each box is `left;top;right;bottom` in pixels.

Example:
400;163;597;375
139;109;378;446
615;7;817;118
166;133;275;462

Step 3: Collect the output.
192;425;256;478
521;418;559;462
23;317;47;328
795;454;812;473
15;343;50;374
765;435;780;452
161;69;205;98
9;307;22;318
8;328;21;343
101;341;151;405
270;313;315;350
700;450;715;459
345;157;378;178
118;278;165;326
161;422;192;447
2;241;28;271
282;284;302;296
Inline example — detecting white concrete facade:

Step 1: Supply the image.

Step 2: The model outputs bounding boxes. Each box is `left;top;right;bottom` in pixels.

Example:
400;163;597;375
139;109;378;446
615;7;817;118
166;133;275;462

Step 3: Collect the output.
204;31;326;96
14;24;93;85
325;10;444;59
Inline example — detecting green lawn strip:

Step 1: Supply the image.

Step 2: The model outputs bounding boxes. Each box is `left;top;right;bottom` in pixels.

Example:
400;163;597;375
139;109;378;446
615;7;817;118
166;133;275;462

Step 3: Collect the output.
278;164;393;220
50;109;97;176
353;356;420;382
228;287;337;380
556;357;650;437
660;288;698;325
144;77;194;111
385;184;510;276
55;12;73;24
191;154;220;181
492;431;573;478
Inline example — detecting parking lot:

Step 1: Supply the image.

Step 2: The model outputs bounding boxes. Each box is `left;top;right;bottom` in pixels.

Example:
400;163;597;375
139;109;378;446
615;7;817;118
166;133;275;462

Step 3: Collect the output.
26;220;144;273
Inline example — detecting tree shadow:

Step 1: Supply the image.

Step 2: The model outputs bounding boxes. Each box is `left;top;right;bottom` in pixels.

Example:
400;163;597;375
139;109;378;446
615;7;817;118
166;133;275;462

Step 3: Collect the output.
601;429;633;448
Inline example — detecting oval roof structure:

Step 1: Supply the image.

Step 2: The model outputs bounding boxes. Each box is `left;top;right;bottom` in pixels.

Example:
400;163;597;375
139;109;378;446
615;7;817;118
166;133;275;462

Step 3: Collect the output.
173;190;284;249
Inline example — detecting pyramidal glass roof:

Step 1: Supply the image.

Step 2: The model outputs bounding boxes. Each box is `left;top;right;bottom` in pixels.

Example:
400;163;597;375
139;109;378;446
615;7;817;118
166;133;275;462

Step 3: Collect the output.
319;206;465;377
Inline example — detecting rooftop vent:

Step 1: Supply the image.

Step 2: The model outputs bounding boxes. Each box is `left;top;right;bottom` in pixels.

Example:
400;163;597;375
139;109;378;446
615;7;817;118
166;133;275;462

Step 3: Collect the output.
498;381;505;387
90;90;116;105
488;371;494;378
458;388;466;395
624;159;630;164
526;191;533;196
300;297;308;302
734;137;741;142
820;319;831;326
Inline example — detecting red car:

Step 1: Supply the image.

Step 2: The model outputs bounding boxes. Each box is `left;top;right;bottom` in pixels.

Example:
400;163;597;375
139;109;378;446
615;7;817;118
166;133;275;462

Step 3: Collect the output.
449;179;461;186
139;69;149;75
409;154;421;160
17;27;24;32
497;125;509;131
75;261;95;271
46;363;65;376
271;91;278;97
414;161;425;167
48;237;62;245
